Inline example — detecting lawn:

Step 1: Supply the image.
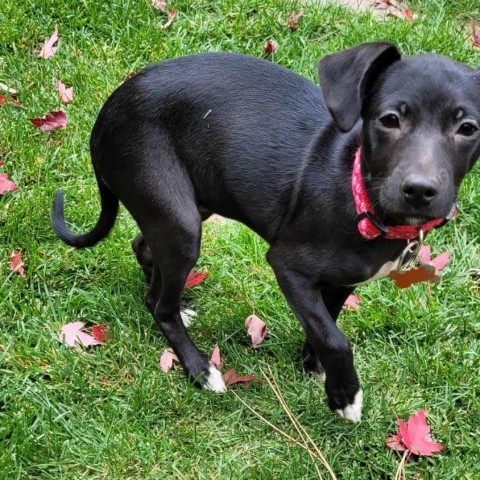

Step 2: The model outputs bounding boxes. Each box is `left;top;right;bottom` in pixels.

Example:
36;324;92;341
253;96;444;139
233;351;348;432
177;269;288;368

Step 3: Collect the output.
1;0;479;478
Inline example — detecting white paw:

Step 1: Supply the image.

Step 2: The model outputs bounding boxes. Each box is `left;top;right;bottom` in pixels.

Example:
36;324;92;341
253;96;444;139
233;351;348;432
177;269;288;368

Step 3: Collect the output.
180;307;197;328
204;366;227;393
316;371;326;382
336;389;363;423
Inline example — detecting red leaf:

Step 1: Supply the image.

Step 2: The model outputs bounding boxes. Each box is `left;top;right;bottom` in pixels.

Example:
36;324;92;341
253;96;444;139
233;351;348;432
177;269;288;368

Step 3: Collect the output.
245;314;267;347
91;324;109;342
387;410;443;456
56;79;74;103
343;294;361;310
0;173;18;195
30;110;67;132
39;28;59;59
389;246;450;288
184;270;208;288
160;348;179;372
160;8;176;29
403;8;414;22
210;345;223;369
223;368;262;388
264;39;278;55
58;321;102;347
0;95;22;107
9;250;25;276
287;9;304;31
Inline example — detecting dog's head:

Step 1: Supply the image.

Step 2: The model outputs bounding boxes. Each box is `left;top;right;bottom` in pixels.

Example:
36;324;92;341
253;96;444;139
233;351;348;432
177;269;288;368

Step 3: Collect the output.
319;42;480;226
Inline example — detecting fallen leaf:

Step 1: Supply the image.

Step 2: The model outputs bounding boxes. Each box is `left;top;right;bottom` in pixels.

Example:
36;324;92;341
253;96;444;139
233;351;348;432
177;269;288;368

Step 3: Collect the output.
160;348;179;372
123;71;136;82
389;245;450;288
210;345;223;369
0;82;18;94
245;314;267;347
10;250;25;276
223;368;262;387
264;39;278;55
468;21;480;48
30;110;67;131
403;8;414;22
343;294;361;310
91;324;109;342
0;173;18;195
287;9;304;31
160;8;176;29
58;321;102;347
56;79;74;103
374;0;413;22
0;95;22;107
39;27;59;59
151;0;167;11
185;270;208;288
387;410;443;456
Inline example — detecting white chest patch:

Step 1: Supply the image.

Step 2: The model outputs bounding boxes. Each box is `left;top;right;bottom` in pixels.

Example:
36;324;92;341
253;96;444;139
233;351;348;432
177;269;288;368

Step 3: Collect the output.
354;258;400;286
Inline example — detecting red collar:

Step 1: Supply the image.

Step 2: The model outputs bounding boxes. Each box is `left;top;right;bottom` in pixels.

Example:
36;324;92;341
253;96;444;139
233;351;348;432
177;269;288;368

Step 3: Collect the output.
352;149;454;240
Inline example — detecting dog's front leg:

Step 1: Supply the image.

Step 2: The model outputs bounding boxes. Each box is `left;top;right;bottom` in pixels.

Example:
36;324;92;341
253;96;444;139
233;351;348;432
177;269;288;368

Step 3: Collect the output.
267;251;362;422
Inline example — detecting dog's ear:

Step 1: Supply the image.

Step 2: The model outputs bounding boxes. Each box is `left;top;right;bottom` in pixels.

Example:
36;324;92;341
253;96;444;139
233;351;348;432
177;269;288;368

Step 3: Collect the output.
318;42;401;132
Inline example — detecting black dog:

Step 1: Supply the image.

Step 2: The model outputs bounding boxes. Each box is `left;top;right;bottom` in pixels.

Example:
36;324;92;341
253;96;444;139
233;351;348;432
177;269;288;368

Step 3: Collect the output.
52;43;480;422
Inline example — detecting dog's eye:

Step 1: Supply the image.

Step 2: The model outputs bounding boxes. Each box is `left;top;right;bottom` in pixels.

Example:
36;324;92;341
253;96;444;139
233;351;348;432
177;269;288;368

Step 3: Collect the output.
379;114;399;129
457;122;478;137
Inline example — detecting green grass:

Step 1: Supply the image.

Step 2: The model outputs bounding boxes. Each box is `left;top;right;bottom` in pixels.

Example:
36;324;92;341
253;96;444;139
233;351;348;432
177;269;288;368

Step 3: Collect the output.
1;0;479;478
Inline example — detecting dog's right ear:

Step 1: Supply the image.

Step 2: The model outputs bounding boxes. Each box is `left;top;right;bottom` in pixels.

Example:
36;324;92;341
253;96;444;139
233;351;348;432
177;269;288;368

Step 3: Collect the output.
318;42;401;132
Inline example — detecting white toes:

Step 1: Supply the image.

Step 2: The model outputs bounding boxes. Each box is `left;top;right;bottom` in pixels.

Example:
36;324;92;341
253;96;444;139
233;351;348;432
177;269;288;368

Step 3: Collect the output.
336;389;363;423
180;307;197;328
204;366;227;393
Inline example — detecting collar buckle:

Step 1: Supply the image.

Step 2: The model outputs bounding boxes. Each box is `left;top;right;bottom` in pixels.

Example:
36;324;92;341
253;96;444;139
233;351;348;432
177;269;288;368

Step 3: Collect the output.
356;211;390;236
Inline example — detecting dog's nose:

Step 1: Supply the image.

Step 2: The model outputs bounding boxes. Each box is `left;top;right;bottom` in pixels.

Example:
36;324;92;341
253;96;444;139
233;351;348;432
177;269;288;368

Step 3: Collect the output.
401;175;439;207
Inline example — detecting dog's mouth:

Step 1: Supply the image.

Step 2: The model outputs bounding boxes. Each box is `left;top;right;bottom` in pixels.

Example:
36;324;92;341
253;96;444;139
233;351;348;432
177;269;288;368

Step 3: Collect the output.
382;213;431;226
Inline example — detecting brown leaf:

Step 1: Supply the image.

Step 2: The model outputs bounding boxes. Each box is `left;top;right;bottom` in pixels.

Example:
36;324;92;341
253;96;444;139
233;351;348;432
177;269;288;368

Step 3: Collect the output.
264;39;278;55
287;9;304;31
160;8;176;29
223;368;262;388
0;95;22;107
468;21;480;48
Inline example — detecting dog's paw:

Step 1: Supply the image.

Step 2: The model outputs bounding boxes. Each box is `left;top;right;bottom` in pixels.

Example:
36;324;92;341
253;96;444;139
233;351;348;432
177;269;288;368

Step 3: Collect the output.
335;389;363;423
180;307;197;328
203;366;227;393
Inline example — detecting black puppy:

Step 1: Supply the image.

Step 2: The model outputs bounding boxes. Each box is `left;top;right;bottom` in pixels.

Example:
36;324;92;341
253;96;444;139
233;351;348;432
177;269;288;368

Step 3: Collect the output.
52;43;480;422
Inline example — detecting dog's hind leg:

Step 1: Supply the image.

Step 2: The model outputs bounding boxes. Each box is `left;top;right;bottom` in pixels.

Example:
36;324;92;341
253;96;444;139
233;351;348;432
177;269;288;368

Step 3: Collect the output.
132;233;197;328
123;151;225;392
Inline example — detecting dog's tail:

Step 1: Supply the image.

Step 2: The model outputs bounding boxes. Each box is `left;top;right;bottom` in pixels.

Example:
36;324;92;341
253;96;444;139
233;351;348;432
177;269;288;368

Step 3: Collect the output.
51;170;119;248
